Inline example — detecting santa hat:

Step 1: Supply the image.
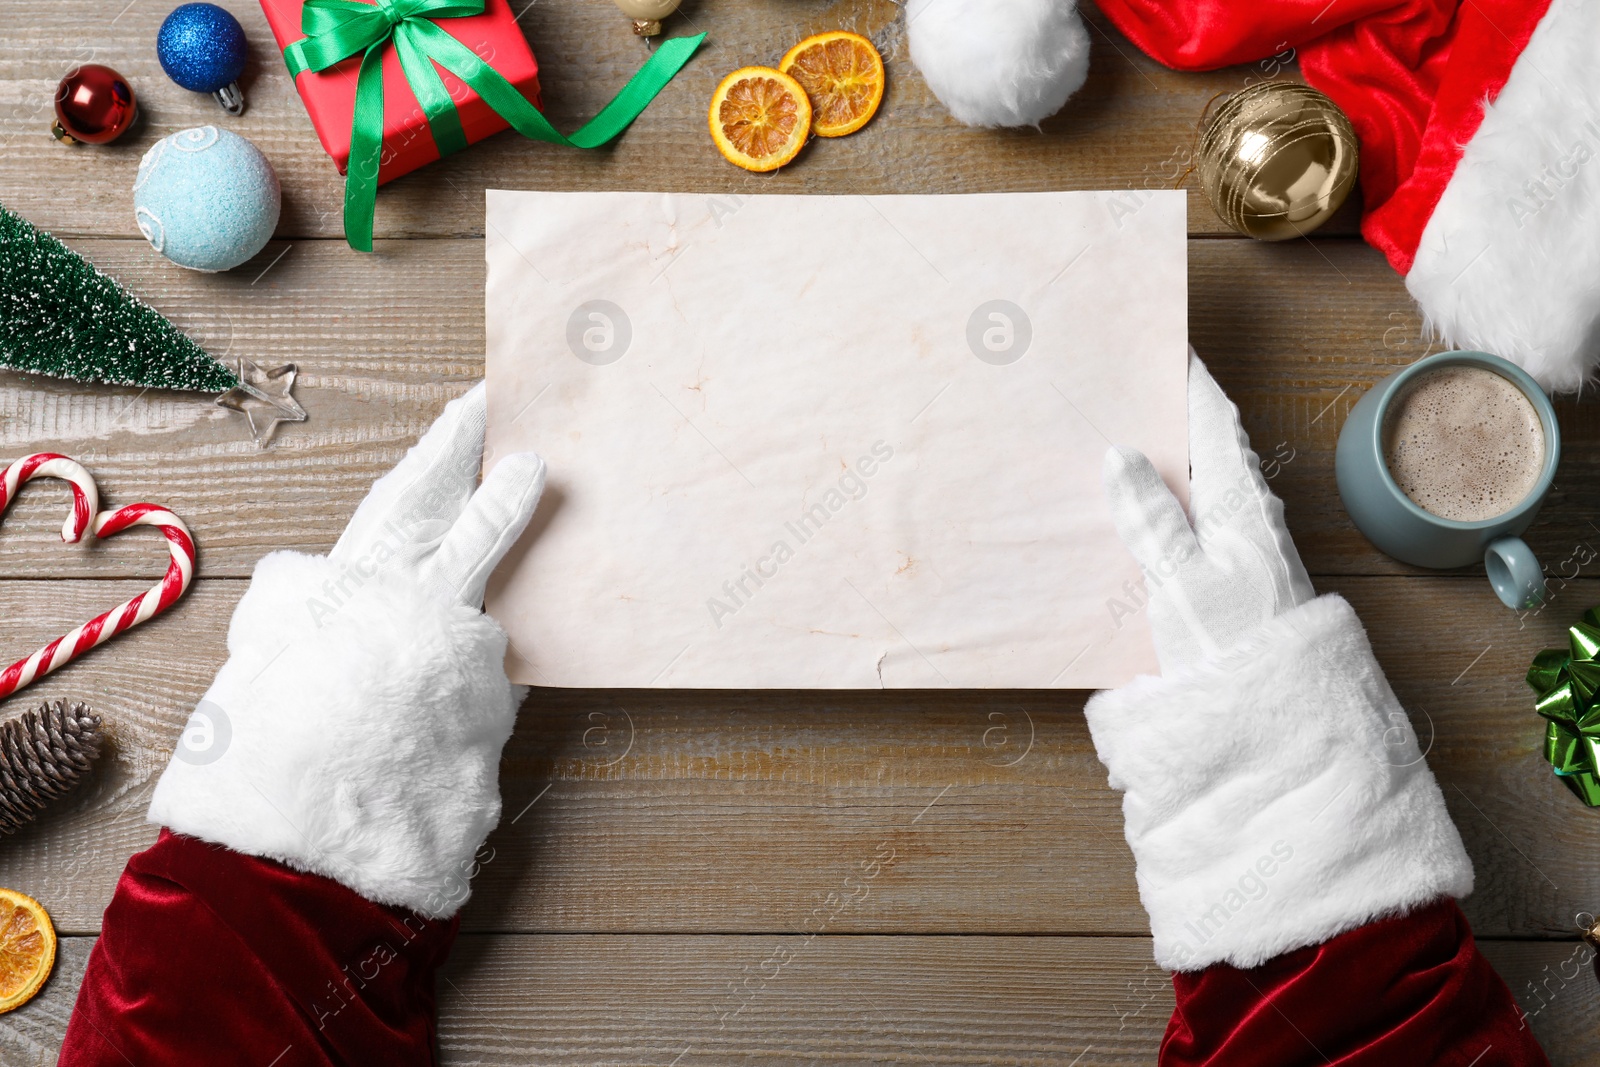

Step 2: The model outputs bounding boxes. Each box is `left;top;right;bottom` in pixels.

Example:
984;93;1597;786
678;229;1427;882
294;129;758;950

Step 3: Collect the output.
1096;0;1597;393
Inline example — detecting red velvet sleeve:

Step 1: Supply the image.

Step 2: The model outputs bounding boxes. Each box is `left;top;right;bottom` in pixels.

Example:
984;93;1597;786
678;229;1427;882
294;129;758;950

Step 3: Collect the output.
1162;899;1549;1066
59;830;458;1067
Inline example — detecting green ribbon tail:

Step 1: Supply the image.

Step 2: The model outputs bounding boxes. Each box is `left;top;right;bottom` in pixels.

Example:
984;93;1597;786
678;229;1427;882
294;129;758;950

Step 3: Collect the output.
414;25;706;149
344;41;389;253
554;32;707;148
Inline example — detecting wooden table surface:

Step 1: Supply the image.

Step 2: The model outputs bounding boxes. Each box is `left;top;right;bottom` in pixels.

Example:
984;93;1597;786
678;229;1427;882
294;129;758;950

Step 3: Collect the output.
3;0;1600;1063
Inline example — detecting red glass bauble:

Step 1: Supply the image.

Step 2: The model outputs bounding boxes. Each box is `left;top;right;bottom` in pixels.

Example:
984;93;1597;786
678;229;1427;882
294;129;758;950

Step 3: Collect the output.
53;64;138;145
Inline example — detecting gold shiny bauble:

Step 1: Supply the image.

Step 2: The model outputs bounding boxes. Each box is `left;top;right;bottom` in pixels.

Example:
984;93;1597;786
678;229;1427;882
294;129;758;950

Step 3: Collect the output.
613;0;680;35
1198;81;1359;241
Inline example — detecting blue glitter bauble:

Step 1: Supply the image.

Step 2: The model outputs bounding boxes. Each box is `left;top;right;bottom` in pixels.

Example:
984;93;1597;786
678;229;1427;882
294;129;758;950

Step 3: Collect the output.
157;3;248;94
134;127;280;272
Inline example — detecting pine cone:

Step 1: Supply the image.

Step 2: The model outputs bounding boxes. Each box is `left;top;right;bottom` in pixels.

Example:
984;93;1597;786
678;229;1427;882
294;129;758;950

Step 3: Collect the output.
0;700;102;835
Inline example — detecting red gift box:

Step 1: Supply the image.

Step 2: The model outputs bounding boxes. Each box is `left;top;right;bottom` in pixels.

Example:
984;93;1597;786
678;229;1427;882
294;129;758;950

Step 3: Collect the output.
258;0;541;186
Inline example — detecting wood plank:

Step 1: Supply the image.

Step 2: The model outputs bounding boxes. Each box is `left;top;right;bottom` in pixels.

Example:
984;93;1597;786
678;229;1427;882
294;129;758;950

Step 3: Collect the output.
0;1;1359;241
10;936;1598;1066
435;934;1170;1066
3;236;1594;580
0;938;87;1067
1485;939;1600;1065
3;576;1598;941
435;937;1600;1066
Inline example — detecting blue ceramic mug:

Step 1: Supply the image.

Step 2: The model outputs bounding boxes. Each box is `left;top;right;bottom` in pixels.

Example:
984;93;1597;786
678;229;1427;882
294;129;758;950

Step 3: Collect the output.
1335;350;1560;609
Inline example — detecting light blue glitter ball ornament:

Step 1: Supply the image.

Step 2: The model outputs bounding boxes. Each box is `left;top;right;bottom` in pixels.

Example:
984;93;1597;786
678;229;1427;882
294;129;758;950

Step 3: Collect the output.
134;126;280;272
157;3;249;114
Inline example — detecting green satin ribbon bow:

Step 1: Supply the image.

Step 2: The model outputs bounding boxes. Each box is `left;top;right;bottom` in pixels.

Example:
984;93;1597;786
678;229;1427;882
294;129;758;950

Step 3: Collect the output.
283;0;704;250
1527;608;1600;806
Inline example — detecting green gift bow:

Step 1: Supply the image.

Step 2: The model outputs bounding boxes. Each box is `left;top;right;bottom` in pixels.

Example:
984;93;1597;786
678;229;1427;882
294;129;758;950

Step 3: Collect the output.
283;0;705;251
1527;608;1600;806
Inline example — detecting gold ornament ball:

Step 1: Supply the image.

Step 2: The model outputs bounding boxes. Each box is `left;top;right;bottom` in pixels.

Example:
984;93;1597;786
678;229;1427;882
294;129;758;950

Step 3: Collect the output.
613;0;680;35
1198;82;1359;241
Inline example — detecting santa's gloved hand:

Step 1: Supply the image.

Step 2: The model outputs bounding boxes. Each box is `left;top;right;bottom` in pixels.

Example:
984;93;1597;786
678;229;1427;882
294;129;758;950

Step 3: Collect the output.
1085;352;1472;972
148;383;545;918
1102;351;1314;673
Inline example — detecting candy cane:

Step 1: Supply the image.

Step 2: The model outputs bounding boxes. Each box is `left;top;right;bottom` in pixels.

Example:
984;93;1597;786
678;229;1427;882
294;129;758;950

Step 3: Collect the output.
1;453;98;543
0;454;196;704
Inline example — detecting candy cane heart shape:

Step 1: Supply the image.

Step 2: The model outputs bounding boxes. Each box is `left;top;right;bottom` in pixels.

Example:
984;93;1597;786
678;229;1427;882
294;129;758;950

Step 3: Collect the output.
0;454;197;704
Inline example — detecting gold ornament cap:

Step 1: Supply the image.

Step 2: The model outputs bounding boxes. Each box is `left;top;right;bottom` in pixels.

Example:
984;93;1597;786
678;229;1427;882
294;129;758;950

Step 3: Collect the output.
1198;81;1360;241
613;0;679;34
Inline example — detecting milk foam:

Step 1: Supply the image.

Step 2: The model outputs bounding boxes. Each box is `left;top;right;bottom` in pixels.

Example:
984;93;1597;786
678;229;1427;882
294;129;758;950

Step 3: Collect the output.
1382;366;1544;523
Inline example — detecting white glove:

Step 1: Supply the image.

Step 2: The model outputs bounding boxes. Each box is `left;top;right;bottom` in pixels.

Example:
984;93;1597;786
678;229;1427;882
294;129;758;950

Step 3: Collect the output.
1103;350;1313;672
1085;351;1472;973
148;384;546;918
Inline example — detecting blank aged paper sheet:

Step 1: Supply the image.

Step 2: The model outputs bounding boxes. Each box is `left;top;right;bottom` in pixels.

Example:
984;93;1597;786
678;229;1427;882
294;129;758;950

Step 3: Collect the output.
485;189;1187;688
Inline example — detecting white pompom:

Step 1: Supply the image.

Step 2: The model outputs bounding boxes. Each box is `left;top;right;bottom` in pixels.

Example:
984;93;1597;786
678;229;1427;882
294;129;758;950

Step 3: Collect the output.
907;0;1090;128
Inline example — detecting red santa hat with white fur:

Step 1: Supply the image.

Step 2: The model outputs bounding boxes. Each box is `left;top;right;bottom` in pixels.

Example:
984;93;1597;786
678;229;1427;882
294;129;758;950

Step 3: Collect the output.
909;0;1600;393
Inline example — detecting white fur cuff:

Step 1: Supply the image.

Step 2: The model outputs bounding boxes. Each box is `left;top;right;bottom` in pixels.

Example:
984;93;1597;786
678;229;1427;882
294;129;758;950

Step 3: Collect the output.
147;551;523;918
1406;0;1600;393
1085;595;1473;971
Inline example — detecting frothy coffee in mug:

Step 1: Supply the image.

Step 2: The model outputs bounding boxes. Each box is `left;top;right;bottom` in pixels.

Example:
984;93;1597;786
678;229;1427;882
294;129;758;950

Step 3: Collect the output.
1382;366;1545;522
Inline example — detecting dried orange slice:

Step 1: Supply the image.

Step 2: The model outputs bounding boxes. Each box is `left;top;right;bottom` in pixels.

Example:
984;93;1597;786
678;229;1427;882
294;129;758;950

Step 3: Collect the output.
779;31;885;137
0;889;53;1013
709;66;812;172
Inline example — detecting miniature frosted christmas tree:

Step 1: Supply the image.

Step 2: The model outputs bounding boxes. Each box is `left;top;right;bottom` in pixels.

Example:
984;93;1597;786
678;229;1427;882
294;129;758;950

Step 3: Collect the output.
0;202;238;393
